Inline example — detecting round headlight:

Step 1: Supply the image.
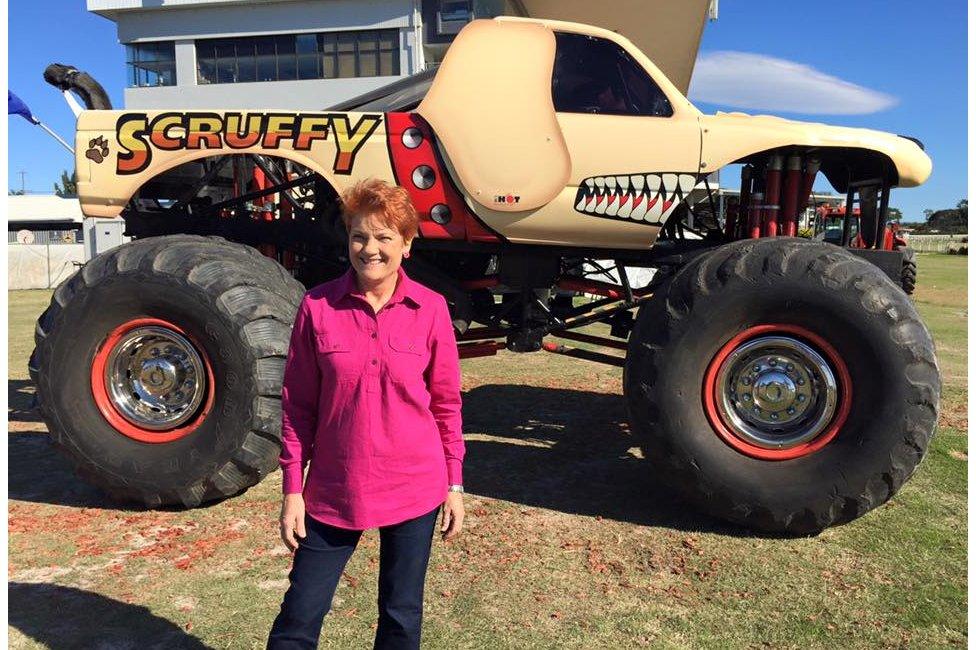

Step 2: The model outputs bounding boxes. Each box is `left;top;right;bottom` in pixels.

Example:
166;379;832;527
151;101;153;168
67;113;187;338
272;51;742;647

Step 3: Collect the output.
430;203;452;224
402;127;423;149
412;165;436;190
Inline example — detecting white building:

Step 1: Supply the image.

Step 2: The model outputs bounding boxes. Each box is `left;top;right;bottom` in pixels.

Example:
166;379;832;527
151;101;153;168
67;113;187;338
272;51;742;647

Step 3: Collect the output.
8;195;130;290
8;195;85;290
8;195;84;245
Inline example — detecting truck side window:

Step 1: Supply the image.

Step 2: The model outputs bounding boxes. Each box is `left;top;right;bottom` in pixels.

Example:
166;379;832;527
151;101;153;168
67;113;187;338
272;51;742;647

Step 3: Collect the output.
552;32;673;117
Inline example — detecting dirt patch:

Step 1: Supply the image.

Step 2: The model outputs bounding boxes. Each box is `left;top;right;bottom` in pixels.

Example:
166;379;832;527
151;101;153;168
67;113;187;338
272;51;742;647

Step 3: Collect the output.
939;402;968;431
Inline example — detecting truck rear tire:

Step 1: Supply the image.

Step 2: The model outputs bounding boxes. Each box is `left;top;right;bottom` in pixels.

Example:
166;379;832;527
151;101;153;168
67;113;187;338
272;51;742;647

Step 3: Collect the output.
623;238;940;534
900;247;918;295
28;235;304;507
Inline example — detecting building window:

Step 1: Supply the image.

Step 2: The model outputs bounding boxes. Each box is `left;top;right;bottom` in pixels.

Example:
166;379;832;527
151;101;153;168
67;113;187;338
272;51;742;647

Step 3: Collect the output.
126;42;177;87
196;30;400;84
436;0;472;35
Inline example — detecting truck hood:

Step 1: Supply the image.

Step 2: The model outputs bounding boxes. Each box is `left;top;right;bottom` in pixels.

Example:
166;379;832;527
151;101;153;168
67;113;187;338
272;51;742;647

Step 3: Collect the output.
700;111;932;189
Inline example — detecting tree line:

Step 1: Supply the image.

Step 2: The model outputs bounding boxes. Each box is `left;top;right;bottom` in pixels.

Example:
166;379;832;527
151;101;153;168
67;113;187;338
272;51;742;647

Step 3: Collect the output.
902;199;968;234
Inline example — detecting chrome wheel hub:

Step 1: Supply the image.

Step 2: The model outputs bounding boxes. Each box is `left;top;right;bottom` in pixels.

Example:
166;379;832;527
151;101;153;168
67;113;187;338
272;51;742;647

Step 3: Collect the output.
715;336;838;449
104;326;206;430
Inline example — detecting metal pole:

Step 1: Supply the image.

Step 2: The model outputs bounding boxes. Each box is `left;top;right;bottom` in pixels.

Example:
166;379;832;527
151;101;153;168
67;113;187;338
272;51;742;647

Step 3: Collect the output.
841;186;855;247
876;184;891;249
37;121;75;155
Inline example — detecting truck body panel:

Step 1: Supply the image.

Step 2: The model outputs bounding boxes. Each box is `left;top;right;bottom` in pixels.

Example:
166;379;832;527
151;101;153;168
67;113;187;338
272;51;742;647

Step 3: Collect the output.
700;112;932;189
75;16;931;248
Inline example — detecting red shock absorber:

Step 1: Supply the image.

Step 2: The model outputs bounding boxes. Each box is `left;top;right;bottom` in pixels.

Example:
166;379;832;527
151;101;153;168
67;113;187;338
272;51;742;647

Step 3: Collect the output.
748;191;764;239
252;165;277;259
791;156;820;237
763;154;783;237
779;154;801;237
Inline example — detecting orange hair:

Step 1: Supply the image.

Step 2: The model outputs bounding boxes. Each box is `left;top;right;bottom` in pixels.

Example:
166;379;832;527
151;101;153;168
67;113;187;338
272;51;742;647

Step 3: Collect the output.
340;178;419;241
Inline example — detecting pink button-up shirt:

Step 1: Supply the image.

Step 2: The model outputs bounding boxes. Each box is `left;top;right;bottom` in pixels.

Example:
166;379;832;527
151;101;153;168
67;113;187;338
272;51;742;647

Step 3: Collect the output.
278;264;464;530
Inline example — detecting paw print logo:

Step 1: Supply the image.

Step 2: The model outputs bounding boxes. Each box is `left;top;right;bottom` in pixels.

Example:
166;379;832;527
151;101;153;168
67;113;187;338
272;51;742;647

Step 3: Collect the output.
86;136;109;164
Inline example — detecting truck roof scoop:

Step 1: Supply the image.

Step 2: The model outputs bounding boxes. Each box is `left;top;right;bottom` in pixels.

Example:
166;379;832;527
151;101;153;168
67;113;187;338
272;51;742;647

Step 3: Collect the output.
43;63;113;112
417;20;571;212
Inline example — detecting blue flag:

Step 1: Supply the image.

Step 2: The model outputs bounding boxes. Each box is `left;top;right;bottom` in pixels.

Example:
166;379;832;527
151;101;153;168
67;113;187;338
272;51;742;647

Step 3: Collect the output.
9;91;39;124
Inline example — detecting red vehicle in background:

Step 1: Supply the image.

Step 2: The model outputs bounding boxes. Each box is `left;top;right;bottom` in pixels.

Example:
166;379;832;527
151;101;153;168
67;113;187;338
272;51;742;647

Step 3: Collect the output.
815;203;916;294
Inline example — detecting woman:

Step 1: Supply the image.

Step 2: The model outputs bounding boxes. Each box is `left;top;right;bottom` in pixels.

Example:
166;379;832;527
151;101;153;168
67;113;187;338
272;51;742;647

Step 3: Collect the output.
267;178;465;650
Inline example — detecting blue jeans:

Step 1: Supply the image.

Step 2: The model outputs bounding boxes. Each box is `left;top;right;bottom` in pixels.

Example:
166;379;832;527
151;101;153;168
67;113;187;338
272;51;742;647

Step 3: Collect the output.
267;504;441;650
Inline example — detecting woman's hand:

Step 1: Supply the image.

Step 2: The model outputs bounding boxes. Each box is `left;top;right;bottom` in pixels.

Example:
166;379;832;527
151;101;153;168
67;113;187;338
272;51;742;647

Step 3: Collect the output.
440;492;464;541
280;493;307;552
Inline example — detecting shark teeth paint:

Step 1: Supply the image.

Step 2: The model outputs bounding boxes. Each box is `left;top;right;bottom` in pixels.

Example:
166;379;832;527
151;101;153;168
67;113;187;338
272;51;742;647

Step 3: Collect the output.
573;172;699;225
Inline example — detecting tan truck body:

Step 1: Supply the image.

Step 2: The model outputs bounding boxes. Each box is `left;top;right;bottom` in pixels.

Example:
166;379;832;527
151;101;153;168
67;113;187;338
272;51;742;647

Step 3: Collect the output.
74;16;931;250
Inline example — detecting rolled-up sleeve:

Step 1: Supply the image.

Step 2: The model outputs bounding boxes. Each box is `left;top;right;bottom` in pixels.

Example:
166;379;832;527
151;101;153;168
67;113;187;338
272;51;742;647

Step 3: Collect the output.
279;296;320;494
425;297;465;485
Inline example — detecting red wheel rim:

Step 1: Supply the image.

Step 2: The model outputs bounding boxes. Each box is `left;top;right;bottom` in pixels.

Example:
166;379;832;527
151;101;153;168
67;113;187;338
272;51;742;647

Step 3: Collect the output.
90;317;215;443
702;324;852;460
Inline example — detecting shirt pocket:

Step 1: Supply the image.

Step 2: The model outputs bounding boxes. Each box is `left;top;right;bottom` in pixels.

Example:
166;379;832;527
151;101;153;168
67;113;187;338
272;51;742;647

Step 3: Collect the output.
315;332;361;381
387;332;428;383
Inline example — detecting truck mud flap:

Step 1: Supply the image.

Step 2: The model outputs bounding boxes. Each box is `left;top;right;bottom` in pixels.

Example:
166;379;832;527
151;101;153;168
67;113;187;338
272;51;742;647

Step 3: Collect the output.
843;248;903;285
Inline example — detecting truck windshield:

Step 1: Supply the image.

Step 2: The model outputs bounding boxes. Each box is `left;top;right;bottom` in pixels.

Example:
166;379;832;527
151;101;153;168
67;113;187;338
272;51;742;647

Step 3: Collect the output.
552;32;673;117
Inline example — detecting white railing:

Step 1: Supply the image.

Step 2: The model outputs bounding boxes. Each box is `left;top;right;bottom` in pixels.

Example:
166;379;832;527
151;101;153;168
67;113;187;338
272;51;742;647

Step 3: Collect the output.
905;234;967;254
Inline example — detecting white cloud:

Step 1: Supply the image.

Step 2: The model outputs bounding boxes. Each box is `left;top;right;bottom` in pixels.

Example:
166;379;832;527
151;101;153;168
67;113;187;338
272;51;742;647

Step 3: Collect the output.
689;51;898;115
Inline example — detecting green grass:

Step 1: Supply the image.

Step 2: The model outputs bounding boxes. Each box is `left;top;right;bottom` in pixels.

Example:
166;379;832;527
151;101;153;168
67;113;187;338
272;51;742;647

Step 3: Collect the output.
7;255;967;649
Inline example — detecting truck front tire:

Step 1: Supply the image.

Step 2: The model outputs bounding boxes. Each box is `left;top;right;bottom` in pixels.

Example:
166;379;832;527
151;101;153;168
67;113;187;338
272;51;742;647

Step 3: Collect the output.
29;235;304;507
623;238;940;534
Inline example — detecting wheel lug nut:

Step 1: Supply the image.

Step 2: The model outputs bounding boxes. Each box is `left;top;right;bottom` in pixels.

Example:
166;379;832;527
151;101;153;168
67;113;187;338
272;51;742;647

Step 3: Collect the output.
797;395;805;402
797;378;805;386
787;407;796;415
769;359;777;366
753;365;761;372
742;394;752;401
742;377;751;385
786;363;794;371
770;412;779;420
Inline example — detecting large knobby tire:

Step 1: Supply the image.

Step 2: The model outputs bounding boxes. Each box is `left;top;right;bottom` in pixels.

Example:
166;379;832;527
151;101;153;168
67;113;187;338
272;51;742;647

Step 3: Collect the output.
623;238;940;535
29;235;304;507
900;247;918;295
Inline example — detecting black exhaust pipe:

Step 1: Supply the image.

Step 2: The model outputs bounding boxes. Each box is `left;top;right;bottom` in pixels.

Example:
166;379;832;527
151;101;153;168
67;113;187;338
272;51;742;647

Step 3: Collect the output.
43;63;112;110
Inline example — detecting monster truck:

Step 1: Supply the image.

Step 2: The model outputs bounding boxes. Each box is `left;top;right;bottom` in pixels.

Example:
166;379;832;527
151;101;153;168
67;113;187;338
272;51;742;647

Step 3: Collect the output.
31;17;938;534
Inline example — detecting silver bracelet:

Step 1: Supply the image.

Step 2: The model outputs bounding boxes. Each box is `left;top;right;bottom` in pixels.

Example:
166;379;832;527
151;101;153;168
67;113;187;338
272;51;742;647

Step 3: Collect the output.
448;484;464;493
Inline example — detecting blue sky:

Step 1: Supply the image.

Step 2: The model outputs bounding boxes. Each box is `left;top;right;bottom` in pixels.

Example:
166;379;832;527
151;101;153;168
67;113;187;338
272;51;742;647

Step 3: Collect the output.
7;1;968;220
693;0;967;220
